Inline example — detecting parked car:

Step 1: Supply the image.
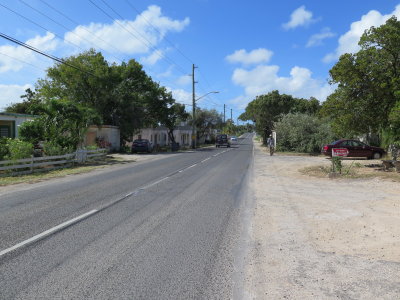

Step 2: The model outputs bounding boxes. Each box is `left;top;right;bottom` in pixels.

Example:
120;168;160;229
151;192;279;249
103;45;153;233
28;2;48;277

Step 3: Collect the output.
215;134;231;148
132;139;153;153
321;139;385;159
230;136;238;141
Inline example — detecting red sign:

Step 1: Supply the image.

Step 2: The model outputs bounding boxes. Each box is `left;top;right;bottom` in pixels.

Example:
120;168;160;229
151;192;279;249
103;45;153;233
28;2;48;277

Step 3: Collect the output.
332;148;349;157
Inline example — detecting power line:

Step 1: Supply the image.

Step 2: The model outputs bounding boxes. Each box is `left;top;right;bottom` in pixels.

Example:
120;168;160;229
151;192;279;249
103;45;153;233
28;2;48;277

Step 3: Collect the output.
0;2;87;54
0;32;97;77
37;0;126;62
19;0;124;63
88;0;188;76
0;51;45;71
124;0;194;65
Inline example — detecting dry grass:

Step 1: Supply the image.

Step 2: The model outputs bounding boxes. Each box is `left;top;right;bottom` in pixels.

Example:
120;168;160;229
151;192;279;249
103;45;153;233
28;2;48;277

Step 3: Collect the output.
300;160;400;181
0;155;134;186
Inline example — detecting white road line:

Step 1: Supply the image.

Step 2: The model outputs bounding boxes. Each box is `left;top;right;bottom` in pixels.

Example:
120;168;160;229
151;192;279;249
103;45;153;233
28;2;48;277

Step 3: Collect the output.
201;157;211;163
0;209;98;257
142;177;169;189
186;164;197;169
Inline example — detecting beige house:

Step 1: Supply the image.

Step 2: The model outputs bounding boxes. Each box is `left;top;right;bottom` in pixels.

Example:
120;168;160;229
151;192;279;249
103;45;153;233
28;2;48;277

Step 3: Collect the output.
132;126;192;148
0;112;36;138
84;125;120;151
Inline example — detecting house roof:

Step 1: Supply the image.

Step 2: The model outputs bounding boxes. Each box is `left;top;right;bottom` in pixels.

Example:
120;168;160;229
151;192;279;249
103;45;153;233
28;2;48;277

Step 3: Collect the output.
0;112;38;118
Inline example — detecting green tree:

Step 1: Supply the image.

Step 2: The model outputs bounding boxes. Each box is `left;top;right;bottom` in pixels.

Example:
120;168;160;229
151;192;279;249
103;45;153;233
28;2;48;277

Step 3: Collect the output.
19;99;100;150
239;91;290;141
160;101;189;144
321;16;400;142
189;108;223;141
5;88;42;115
35;49;173;145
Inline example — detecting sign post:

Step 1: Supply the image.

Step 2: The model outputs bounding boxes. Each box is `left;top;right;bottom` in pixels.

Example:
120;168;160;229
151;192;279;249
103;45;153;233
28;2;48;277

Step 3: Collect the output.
331;148;349;174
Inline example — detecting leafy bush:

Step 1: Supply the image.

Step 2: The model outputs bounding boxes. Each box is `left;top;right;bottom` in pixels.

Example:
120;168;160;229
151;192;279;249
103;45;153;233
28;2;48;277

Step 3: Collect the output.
332;156;343;173
42;141;72;156
274;113;337;153
4;139;33;160
18;119;45;145
0;137;10;160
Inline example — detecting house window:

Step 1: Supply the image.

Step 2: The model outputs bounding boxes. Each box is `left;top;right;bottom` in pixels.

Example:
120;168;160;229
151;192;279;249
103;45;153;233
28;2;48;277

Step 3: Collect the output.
0;125;10;137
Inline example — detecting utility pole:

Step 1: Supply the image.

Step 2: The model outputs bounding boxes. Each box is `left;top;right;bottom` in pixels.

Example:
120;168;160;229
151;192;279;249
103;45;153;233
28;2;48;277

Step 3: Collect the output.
223;104;226;123
230;109;233;123
192;64;197;149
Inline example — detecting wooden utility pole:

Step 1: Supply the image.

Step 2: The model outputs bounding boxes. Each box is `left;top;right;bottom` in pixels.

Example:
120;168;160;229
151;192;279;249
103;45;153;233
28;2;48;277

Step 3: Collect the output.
223;104;226;123
192;64;197;149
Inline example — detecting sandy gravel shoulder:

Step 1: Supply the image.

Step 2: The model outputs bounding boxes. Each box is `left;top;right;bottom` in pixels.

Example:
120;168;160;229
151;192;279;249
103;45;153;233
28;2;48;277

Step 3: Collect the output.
244;141;400;299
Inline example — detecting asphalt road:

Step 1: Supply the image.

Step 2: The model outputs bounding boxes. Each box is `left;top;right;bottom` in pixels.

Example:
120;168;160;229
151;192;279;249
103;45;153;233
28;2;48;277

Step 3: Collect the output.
0;133;254;299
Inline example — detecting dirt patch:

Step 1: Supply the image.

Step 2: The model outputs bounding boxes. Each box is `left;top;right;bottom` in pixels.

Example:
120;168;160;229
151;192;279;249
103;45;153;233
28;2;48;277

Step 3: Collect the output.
244;140;400;299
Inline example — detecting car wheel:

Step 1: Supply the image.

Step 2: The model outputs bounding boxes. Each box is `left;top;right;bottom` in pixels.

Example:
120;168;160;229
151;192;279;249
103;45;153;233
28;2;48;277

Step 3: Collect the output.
372;152;381;159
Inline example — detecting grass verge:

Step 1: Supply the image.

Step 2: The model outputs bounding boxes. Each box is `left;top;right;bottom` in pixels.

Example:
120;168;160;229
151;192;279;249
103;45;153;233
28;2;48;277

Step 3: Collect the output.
0;155;135;186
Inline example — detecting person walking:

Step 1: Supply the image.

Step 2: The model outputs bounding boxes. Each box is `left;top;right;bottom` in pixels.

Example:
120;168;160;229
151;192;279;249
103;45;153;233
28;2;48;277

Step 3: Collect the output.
267;134;275;156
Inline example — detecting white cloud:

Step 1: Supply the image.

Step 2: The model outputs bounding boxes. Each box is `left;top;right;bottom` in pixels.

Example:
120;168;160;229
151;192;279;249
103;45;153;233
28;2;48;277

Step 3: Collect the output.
306;27;335;47
140;49;164;65
231;64;335;107
283;6;317;30
226;48;273;65
0;32;57;73
324;5;400;62
167;87;192;106
0;84;32;110
64;5;189;55
176;75;191;86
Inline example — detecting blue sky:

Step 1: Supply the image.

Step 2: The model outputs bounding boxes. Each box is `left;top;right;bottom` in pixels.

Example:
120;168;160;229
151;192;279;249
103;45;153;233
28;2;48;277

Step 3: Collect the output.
1;1;400;122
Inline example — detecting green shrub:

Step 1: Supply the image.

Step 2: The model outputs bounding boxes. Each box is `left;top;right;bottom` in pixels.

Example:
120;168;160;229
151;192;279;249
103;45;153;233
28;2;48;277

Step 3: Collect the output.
85;145;98;151
0;137;10;160
5;139;33;160
42;141;72;156
332;157;343;173
275;113;337;153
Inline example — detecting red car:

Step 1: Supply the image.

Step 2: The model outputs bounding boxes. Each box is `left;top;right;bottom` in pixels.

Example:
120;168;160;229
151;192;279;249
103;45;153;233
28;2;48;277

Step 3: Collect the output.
321;139;385;159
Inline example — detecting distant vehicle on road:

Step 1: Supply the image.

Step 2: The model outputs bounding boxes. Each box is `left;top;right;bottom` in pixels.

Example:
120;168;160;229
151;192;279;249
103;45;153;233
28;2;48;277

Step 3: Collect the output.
132;139;153;153
215;134;231;148
321;139;385;159
230;136;238;141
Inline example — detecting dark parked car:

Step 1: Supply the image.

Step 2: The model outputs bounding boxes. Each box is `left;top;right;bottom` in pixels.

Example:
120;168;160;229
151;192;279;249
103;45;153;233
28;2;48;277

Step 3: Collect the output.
215;134;231;148
321;139;385;159
132;139;153;153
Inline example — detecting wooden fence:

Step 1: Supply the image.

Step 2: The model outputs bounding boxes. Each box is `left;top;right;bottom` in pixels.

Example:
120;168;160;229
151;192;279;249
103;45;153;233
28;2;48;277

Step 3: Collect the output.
0;148;107;177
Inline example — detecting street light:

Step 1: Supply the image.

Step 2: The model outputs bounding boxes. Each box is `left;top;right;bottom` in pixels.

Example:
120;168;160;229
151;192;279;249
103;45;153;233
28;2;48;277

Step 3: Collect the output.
192;91;219;149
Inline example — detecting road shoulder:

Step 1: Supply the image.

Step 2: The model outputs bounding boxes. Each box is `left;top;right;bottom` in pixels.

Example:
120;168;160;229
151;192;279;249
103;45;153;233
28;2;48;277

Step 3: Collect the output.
244;140;400;299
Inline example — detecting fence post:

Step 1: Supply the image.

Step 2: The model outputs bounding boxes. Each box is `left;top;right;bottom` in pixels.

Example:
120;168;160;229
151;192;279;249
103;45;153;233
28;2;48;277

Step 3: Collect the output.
30;155;34;174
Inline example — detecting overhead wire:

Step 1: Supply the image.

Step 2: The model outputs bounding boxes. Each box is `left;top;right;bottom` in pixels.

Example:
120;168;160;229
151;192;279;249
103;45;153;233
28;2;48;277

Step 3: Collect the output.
37;0;127;62
1;1;231;115
0;2;89;54
19;0;125;64
124;0;194;65
0;51;45;71
0;32;98;77
87;0;185;76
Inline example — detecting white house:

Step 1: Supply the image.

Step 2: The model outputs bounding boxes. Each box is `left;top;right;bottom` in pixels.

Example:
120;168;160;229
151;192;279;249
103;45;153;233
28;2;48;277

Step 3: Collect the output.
132;125;192;148
0;112;36;138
